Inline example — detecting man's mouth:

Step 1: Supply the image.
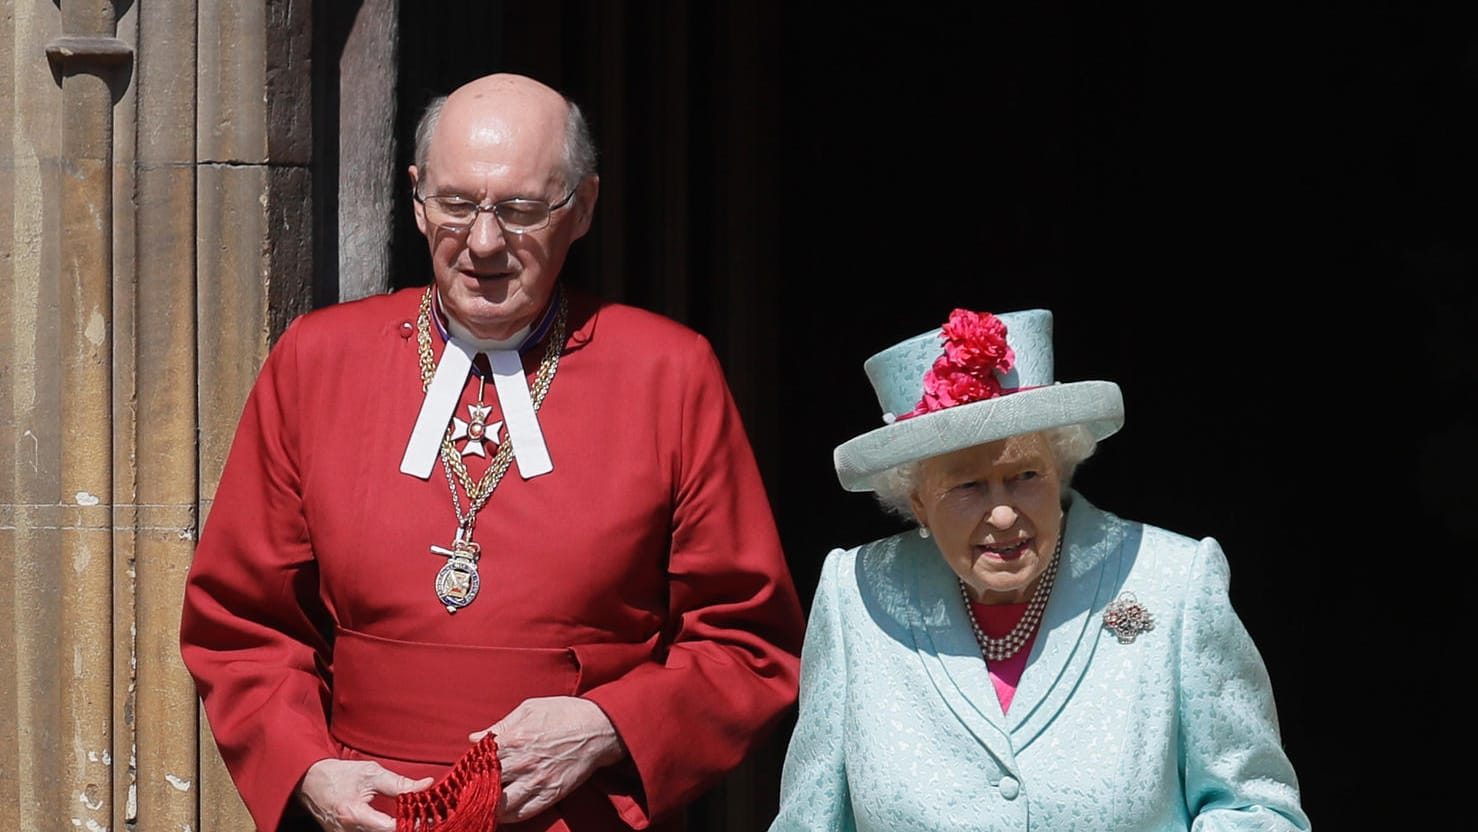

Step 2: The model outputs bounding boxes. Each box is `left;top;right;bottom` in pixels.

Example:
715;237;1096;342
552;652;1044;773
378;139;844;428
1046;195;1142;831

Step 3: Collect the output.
463;268;512;281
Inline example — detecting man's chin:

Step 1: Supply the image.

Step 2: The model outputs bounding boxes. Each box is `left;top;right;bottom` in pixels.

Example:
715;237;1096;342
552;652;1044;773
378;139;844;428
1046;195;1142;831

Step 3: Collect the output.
440;275;512;305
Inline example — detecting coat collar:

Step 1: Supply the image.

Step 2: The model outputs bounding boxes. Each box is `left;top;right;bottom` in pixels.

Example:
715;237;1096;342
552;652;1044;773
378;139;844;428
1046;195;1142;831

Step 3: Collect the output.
909;490;1135;765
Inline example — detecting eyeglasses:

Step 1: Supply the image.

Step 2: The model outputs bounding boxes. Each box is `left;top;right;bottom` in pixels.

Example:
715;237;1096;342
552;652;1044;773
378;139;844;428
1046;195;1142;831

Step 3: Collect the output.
414;187;578;234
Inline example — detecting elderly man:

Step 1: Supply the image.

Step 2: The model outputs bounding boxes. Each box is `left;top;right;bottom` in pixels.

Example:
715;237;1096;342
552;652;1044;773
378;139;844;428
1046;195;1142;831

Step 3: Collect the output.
181;73;804;832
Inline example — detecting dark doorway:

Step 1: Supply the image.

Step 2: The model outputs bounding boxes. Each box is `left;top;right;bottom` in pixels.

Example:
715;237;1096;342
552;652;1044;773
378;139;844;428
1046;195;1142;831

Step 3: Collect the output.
382;4;1475;829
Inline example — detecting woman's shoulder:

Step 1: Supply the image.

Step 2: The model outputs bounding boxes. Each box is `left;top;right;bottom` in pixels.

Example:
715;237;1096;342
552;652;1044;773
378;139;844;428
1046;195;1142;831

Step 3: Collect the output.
814;530;938;625
828;528;931;578
816;535;889;588
1070;492;1233;587
1072;492;1218;558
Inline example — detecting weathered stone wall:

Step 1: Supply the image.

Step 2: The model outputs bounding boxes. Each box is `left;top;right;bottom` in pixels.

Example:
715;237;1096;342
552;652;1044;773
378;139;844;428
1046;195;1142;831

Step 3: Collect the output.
2;1;313;828
337;0;399;302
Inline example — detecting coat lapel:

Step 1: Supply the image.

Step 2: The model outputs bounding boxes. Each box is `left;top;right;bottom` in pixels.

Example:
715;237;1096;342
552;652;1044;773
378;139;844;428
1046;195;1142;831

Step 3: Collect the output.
908;533;1018;773
907;492;1136;769
1008;494;1133;750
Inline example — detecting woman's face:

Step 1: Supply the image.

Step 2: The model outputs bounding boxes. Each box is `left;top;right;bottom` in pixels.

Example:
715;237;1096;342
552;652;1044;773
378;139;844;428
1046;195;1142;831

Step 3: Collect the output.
910;432;1065;604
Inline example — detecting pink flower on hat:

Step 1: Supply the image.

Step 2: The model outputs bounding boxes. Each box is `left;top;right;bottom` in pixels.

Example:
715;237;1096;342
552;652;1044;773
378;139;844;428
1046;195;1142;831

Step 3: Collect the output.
903;309;1015;419
941;308;1012;368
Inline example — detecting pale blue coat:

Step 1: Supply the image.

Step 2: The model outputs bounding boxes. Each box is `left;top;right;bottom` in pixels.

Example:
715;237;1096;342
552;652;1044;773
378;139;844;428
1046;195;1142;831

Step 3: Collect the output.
771;493;1310;831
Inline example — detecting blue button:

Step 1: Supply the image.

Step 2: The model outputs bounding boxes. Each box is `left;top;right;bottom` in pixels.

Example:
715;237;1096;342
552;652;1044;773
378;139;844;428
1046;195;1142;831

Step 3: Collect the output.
999;776;1021;800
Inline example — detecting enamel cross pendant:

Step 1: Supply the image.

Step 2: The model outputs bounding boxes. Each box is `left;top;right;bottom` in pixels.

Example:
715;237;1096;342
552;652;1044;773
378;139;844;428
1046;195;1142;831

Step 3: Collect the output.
449;403;503;458
430;527;482;613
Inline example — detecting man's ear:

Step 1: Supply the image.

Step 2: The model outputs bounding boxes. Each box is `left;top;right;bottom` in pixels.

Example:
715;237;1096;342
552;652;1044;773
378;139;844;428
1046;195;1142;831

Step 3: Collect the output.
569;175;600;240
409;165;428;236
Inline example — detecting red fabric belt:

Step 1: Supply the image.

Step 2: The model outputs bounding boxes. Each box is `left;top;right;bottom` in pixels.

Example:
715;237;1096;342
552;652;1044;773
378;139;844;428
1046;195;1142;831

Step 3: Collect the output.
329;625;653;765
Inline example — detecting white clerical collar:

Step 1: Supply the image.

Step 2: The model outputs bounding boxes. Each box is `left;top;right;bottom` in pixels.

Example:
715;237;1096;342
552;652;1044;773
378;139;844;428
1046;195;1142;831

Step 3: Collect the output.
399;290;559;483
439;291;531;351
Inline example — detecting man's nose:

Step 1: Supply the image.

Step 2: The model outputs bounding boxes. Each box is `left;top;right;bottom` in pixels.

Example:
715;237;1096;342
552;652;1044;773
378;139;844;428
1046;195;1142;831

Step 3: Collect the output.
465;210;508;254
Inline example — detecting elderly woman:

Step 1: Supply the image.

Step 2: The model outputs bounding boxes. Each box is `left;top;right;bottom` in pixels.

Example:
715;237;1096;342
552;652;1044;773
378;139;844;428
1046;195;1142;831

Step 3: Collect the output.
770;309;1310;831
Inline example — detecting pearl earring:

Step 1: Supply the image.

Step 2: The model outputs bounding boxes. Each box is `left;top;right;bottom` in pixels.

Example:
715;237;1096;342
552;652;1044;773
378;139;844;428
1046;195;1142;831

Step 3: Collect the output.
918;526;930;539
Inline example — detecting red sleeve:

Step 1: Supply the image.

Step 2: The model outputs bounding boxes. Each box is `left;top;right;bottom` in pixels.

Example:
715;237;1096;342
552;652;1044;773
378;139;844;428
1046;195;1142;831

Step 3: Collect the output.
582;335;805;826
180;320;339;831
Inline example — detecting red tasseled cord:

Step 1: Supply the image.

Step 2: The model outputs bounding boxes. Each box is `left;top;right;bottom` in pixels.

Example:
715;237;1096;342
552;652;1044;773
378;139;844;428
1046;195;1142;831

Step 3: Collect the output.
396;734;502;831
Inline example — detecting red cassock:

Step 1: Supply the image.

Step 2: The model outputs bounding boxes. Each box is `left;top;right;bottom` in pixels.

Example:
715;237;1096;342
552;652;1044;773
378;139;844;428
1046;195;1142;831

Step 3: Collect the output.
180;286;805;831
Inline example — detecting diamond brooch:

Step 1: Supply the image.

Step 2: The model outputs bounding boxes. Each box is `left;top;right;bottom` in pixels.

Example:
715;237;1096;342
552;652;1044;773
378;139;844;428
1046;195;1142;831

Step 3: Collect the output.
1102;592;1154;644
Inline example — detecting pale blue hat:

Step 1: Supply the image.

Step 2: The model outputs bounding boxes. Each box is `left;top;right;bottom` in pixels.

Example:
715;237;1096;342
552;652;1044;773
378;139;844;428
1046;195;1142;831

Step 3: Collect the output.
833;309;1124;492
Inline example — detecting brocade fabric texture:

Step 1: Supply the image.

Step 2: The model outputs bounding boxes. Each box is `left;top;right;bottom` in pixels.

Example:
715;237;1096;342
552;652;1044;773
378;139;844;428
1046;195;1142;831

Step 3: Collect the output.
770;492;1310;832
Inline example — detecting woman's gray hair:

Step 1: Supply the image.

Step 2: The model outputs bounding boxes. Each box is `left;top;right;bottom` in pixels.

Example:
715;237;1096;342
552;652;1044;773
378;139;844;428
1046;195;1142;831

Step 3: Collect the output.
411;93;599;192
870;424;1100;522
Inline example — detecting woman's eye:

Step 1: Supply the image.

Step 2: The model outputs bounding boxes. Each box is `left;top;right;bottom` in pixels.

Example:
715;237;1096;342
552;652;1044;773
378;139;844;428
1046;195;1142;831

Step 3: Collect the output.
1014;470;1039;482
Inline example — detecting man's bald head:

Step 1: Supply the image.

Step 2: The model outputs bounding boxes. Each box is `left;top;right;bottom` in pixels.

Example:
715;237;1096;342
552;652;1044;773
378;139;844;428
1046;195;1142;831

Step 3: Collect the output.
406;72;601;341
412;73;597;193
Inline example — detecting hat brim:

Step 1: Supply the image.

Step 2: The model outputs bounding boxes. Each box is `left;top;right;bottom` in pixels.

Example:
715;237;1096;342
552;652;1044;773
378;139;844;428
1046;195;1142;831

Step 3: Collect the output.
833;380;1125;492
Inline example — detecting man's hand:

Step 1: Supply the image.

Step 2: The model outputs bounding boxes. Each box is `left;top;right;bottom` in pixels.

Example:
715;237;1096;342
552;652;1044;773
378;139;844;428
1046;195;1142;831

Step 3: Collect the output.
295;758;432;832
474;695;627;822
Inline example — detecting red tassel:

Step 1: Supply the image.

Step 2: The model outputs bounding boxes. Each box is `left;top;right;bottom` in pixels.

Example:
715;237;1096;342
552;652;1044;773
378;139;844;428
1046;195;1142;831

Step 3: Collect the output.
396;734;502;831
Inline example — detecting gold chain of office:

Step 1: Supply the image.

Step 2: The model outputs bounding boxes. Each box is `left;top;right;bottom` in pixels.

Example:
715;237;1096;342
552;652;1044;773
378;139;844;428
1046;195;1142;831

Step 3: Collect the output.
415;286;568;509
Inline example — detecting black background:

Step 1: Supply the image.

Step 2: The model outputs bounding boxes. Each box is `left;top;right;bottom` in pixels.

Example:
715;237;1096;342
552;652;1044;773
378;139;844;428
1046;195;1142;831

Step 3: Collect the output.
386;2;1478;827
774;4;1476;827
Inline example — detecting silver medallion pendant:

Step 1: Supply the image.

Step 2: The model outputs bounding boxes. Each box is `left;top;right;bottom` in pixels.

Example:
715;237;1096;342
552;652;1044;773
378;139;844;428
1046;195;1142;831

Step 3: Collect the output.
430;538;482;613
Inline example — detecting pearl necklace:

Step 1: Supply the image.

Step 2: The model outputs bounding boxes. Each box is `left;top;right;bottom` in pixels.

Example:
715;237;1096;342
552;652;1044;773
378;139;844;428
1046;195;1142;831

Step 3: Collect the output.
959;532;1063;662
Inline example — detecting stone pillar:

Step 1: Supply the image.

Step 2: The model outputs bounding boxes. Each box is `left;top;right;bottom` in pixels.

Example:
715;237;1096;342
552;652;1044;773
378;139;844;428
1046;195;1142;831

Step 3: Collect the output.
337;0;400;302
51;11;131;832
0;3;66;829
118;1;208;829
196;0;314;826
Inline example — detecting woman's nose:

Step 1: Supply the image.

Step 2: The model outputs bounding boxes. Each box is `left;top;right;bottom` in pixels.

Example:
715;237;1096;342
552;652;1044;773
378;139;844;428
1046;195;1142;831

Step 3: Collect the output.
986;504;1018;529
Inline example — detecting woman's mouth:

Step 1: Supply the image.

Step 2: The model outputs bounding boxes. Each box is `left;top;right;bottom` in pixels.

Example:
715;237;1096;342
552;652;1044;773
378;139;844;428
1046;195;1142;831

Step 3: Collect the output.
977;539;1031;562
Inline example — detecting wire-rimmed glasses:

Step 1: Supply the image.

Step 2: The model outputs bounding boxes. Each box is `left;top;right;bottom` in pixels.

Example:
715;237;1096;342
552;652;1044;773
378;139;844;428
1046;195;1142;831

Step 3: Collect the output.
414;187;577;234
